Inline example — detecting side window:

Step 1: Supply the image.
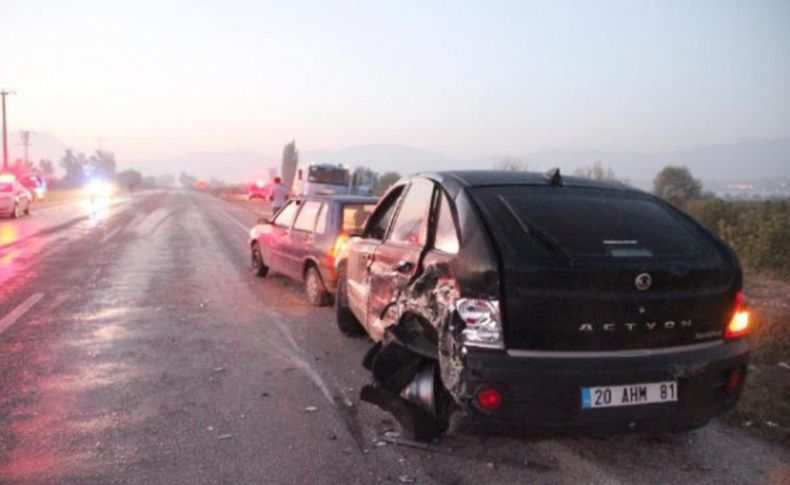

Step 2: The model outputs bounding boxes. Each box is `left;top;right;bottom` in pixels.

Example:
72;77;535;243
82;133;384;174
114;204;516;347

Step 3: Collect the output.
293;201;322;232
366;186;406;240
342;204;375;233
434;192;460;254
389;179;434;246
273;201;299;228
315;204;328;235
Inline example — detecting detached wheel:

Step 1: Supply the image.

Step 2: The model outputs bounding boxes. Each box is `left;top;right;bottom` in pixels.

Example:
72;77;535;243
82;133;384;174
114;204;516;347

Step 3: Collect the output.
335;265;364;336
305;265;331;307
251;242;269;277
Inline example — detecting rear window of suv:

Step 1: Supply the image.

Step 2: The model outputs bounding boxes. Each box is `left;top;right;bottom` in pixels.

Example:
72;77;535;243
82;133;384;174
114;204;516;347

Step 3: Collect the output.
473;186;708;258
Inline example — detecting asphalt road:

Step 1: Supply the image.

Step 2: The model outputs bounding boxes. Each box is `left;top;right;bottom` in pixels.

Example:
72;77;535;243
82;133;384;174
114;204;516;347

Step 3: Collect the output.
0;190;787;484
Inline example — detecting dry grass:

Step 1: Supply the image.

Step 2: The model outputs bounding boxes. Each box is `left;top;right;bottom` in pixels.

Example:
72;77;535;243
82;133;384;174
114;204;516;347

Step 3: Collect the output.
725;274;790;447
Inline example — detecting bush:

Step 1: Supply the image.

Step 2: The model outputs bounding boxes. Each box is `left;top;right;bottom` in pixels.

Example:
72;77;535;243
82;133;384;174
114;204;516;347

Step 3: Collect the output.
684;199;790;279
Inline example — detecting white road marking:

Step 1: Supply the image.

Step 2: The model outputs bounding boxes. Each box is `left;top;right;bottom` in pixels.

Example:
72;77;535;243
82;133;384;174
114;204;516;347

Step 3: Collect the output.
208;198;337;405
131;208;171;235
0;292;44;336
100;226;123;244
214;205;251;233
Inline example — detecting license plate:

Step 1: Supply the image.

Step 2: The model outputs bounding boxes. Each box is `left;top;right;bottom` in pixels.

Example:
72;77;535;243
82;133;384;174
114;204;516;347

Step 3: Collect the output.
581;381;677;409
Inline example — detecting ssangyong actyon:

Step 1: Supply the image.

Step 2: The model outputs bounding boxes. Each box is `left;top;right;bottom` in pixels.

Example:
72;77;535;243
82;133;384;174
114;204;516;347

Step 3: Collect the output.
334;170;750;440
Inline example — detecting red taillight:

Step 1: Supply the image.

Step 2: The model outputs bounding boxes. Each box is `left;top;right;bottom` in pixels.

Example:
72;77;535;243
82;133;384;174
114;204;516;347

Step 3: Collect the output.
725;291;750;340
476;387;502;412
327;233;349;268
726;368;745;395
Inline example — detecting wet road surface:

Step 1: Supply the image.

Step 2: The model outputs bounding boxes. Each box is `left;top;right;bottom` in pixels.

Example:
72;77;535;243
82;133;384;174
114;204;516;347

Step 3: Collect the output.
0;190;787;484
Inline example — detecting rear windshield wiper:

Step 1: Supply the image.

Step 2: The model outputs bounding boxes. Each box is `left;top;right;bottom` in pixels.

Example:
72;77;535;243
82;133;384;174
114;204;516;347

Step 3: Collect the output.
498;196;575;266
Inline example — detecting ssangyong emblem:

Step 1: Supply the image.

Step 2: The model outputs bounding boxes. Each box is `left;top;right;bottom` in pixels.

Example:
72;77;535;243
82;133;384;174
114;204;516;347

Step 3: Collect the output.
635;273;652;291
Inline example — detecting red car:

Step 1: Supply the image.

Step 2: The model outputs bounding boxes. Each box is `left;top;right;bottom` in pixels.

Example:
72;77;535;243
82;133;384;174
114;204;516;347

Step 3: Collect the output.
248;180;272;200
248;195;377;305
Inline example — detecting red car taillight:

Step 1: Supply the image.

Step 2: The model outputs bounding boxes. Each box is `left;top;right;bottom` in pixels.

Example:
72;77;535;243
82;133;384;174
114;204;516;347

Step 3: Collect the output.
725;291;750;340
327;233;349;268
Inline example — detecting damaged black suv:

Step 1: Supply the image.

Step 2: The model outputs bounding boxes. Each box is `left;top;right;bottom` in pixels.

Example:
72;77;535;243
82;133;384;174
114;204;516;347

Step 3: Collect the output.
334;170;750;440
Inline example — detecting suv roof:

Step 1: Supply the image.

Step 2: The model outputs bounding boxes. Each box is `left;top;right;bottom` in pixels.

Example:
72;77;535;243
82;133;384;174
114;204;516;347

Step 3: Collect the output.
414;170;637;194
300;194;378;204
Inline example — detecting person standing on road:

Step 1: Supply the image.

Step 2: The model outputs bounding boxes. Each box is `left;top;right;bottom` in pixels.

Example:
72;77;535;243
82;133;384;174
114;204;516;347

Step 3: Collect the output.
269;177;289;214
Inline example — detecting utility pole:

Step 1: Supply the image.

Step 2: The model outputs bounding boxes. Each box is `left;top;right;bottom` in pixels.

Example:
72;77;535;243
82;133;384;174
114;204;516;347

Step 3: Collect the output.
19;130;32;169
1;90;15;171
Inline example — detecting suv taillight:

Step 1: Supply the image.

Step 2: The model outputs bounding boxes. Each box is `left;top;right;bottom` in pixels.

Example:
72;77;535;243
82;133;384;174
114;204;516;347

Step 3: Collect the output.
725;291;750;340
456;299;503;349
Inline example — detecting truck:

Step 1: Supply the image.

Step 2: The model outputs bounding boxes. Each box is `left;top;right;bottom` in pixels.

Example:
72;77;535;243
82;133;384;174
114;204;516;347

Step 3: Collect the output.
293;163;377;196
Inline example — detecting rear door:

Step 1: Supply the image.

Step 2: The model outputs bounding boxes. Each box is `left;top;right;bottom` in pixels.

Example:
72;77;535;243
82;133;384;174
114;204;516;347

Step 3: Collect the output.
367;179;435;340
285;200;323;278
262;200;300;273
346;186;406;327
470;186;736;351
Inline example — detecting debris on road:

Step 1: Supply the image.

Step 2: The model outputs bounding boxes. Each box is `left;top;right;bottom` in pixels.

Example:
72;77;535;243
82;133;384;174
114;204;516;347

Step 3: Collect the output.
213;367;225;373
305;406;318;413
218;434;233;440
398;475;416;483
779;362;790;371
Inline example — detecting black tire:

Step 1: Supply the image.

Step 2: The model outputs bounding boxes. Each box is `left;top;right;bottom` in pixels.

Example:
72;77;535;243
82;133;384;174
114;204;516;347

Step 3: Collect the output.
335;265;364;336
305;265;331;307
251;242;269;277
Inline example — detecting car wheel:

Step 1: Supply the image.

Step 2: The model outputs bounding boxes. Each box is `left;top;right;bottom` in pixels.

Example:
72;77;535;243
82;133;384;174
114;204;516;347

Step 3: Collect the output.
24;202;30;215
251;242;269;277
11;203;20;219
335;265;364;336
305;265;331;307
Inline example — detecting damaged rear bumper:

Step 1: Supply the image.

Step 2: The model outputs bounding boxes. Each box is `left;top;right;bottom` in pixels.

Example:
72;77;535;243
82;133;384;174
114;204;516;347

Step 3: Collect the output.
452;339;749;437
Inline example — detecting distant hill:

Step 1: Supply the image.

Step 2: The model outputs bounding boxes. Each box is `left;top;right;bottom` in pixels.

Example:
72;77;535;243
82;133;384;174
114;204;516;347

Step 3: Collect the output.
519;137;790;189
301;144;456;175
117;136;790;188
147;150;279;182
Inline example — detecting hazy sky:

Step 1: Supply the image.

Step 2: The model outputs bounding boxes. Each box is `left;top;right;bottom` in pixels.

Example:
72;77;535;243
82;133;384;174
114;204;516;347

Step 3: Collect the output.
2;0;789;163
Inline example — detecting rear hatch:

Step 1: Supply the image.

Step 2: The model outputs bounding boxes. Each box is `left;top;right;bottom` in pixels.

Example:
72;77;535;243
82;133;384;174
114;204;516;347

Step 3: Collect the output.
471;185;738;352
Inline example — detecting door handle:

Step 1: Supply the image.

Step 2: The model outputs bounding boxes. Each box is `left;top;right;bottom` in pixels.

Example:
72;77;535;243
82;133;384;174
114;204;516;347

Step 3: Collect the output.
361;252;372;261
393;260;414;273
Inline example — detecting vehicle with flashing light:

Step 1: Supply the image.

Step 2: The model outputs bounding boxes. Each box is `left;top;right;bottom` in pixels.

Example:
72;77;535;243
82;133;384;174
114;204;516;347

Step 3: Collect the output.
334;169;750;441
18;173;48;201
83;179;117;201
248;179;272;200
0;173;33;219
249;194;377;306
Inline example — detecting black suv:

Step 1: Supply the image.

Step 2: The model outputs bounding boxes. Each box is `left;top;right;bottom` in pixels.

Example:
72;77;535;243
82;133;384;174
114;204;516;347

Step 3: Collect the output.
335;170;749;440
